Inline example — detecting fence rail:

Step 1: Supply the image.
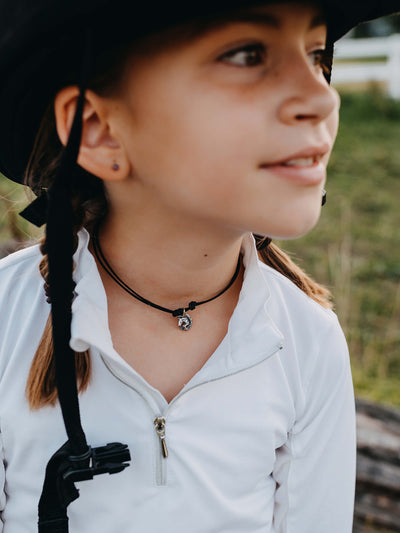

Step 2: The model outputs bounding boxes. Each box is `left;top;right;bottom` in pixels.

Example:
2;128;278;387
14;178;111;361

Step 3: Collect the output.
332;34;400;99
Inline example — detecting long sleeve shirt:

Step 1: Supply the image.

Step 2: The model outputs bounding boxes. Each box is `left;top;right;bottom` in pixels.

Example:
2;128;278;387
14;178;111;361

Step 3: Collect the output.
0;230;356;532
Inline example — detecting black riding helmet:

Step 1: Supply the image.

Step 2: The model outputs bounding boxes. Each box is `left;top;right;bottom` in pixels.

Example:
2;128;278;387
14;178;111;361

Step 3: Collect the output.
1;0;400;184
0;1;399;532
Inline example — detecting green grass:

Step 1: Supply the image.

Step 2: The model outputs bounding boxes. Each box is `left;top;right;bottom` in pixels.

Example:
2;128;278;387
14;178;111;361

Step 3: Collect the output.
1;89;400;406
0;180;42;243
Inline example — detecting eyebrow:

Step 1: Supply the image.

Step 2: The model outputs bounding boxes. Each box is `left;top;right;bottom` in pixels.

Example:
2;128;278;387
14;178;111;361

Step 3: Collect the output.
216;11;326;31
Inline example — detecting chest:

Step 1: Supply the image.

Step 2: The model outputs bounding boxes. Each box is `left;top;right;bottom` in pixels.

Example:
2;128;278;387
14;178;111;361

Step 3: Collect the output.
106;288;238;403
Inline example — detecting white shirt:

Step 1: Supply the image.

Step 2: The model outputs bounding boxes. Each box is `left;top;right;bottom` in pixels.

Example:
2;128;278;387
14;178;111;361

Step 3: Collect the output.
0;230;356;532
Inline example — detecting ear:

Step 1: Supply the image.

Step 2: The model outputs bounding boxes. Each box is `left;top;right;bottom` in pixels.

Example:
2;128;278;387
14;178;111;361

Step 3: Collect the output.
54;87;131;181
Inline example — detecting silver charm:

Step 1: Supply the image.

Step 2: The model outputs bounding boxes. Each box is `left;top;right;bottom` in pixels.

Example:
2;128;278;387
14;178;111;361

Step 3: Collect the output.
177;311;193;331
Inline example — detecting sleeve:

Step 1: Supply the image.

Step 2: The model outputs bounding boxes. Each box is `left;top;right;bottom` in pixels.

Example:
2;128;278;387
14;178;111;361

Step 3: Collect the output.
272;317;356;533
0;429;5;532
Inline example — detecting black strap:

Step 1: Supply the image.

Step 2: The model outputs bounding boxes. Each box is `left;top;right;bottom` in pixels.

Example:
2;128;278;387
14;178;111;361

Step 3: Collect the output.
38;442;76;533
38;440;131;532
38;28;131;532
38;30;90;532
46;34;90;456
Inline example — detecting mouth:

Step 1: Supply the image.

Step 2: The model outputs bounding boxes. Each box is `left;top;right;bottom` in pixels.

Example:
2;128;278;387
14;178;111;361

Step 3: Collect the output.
259;147;329;186
280;155;323;167
261;145;330;168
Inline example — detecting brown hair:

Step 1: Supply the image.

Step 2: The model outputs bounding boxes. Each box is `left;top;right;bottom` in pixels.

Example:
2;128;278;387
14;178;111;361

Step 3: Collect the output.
25;21;333;410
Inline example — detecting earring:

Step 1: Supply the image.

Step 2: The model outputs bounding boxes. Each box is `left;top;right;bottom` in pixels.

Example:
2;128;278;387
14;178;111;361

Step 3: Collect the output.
112;162;120;171
321;189;327;206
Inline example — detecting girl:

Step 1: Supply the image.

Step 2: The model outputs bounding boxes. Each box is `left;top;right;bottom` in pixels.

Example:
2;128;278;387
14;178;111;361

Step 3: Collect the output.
0;1;398;532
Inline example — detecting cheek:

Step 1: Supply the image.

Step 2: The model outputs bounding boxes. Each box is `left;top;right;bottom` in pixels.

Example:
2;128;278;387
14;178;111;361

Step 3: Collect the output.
319;92;339;168
327;89;340;142
129;91;261;195
328;111;339;141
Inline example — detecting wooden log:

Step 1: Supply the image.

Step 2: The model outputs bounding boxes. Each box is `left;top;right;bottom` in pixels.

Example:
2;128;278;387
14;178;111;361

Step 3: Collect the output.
355;398;400;532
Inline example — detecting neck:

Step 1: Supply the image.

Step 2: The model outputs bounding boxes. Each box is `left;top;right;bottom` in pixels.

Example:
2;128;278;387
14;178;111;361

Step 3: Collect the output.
94;209;246;309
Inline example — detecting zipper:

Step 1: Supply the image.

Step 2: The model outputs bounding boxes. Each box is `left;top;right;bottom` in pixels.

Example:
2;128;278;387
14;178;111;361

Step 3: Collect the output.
154;416;168;458
100;356;170;485
101;341;283;487
153;415;168;485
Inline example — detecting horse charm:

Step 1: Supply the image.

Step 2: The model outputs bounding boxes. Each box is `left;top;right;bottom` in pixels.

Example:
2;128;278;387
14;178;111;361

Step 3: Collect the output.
177;311;193;331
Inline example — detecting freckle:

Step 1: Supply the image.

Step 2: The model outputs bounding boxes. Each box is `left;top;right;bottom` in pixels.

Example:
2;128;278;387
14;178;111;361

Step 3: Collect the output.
204;254;208;257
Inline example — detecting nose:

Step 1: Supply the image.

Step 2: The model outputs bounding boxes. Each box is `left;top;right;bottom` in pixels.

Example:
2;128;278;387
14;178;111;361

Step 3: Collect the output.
278;52;339;125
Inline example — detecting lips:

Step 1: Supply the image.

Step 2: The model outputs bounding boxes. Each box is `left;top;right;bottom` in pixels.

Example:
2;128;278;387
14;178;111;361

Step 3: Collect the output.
259;146;329;186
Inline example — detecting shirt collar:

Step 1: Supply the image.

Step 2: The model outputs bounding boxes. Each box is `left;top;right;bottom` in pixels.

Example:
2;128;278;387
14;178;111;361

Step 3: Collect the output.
191;233;284;386
70;229;113;354
70;230;283;382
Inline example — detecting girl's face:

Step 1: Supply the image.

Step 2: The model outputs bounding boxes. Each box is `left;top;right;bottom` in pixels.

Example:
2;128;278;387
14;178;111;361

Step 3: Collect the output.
107;1;339;239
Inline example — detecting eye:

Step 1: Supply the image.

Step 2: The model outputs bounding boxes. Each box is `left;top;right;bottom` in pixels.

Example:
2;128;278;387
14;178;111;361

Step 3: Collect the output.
309;49;325;67
218;43;266;67
308;48;332;77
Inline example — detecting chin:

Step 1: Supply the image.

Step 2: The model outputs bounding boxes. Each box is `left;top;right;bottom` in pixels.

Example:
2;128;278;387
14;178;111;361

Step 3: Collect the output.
261;206;322;240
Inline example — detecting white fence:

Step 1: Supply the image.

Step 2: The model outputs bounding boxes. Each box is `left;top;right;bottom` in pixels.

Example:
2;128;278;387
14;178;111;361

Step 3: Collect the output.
332;34;400;99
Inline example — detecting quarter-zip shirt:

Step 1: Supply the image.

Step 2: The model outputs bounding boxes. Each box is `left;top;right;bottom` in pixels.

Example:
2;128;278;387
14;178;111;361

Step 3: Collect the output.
0;231;356;532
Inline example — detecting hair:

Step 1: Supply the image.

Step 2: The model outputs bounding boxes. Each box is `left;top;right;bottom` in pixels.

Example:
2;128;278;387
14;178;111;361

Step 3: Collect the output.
25;15;333;410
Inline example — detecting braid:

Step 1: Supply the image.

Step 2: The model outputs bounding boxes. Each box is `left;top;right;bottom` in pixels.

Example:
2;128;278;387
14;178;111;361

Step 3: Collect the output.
26;233;92;409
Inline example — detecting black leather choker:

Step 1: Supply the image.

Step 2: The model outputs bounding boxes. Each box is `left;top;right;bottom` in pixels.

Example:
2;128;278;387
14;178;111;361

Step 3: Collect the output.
91;227;241;331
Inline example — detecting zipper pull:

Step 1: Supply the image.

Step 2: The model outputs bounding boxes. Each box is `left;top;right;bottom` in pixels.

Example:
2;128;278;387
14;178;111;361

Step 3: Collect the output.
154;416;168;458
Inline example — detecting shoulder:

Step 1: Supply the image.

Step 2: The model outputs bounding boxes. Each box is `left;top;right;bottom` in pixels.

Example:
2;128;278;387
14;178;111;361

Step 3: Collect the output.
0;242;43;296
259;260;336;328
0;243;47;378
259;261;348;385
0;242;45;323
0;241;42;273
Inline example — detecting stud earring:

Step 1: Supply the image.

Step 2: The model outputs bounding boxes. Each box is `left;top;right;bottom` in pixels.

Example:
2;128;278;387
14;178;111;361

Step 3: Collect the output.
112;162;120;171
